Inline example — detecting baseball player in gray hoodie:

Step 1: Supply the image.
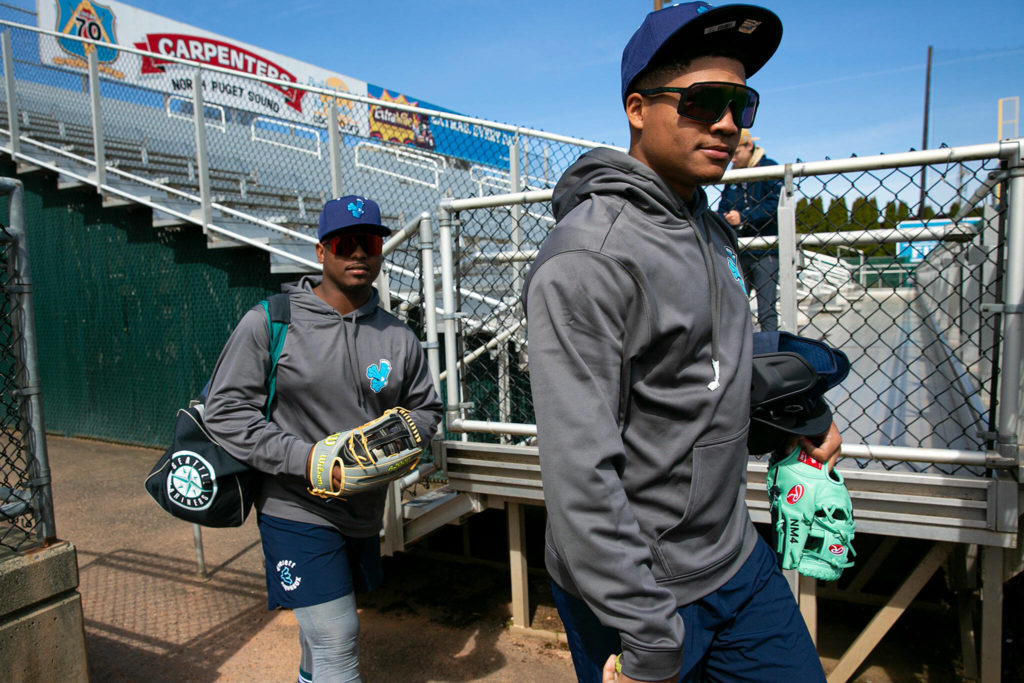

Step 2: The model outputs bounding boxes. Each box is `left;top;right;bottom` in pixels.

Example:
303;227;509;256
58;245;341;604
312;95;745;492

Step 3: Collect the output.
204;195;442;682
523;4;840;682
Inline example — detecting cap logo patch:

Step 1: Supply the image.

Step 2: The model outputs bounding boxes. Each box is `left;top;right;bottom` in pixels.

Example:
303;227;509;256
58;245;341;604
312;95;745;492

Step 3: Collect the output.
738;19;761;34
696;4;709;13
347;198;365;218
704;21;736;35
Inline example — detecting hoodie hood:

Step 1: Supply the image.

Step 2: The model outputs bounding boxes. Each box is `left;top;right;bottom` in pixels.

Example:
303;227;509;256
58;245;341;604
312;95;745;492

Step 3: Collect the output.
552;147;711;226
283;274;381;320
551;147;725;390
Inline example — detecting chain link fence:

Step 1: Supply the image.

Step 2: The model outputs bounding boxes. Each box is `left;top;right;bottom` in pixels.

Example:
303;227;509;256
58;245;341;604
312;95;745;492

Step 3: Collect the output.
0;14;600;447
0;179;54;555
0;17;599;272
443;148;1015;477
0;223;37;554
0;11;1016;482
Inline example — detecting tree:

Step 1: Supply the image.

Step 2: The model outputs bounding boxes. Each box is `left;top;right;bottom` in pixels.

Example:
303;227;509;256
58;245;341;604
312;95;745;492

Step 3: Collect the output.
850;196;880;230
824;197;849;232
796;196;824;234
881;199;912;229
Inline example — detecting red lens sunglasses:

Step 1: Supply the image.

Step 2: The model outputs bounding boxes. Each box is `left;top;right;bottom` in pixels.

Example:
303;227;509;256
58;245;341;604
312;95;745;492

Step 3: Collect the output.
323;233;384;258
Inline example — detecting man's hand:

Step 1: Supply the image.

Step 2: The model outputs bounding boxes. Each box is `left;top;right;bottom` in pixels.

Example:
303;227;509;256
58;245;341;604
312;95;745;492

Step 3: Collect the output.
791;421;842;470
601;655;675;683
724;209;742;226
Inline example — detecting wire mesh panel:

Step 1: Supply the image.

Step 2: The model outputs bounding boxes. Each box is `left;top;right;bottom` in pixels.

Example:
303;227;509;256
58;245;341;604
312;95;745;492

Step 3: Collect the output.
786;156;1004;475
441;149;1013;477
0;223;42;554
448;200;554;442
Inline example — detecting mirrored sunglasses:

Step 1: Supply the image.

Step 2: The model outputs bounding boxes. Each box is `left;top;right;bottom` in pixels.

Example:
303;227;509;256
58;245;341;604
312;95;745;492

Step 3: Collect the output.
636;81;760;128
323;232;383;258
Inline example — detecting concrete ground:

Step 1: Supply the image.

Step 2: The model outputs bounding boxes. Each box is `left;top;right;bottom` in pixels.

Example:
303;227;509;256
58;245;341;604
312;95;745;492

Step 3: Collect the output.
45;435;976;682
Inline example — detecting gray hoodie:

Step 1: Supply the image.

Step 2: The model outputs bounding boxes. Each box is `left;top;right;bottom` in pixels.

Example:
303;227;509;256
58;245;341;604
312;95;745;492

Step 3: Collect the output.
523;148;758;680
204;275;442;536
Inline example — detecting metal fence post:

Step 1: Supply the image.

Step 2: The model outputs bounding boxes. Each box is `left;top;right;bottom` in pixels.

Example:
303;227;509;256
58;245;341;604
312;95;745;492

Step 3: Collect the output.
509;134;524;295
2;31;20;159
437;208;462;426
418;214;441;393
997;146;1024;455
777;164;797;331
86;44;106;196
192;68;212;232
328;91;343;196
0;176;56;543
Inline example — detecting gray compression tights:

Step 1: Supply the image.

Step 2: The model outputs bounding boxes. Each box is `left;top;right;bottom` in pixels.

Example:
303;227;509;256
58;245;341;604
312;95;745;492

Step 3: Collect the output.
294;592;361;682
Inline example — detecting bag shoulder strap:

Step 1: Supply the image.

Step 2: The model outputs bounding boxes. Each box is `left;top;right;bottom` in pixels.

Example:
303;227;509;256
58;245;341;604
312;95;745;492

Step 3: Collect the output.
259;292;291;420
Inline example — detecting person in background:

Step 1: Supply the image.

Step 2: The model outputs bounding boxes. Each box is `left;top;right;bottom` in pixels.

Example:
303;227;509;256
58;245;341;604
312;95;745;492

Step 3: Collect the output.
718;128;783;331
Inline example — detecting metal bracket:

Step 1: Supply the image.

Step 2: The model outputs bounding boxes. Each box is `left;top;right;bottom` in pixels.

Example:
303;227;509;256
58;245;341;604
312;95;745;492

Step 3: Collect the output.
420;340;439;350
980;303;1024;315
953;169;1009;222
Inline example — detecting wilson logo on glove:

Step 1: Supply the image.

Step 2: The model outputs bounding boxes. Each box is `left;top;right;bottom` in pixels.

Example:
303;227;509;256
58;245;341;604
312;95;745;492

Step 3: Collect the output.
829;544;846;555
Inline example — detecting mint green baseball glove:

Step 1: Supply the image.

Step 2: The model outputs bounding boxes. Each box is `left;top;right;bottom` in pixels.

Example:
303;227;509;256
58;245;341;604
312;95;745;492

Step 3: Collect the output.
767;446;856;581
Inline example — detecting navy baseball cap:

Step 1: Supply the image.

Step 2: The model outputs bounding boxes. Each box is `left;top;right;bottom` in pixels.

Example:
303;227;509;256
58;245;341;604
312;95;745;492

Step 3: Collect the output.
621;2;782;104
317;195;391;241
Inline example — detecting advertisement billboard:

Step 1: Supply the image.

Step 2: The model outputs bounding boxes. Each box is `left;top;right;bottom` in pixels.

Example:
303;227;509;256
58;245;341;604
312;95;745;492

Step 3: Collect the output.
35;1;514;168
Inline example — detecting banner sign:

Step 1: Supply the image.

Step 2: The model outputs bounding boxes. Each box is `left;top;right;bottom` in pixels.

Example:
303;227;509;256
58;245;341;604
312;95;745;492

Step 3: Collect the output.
35;1;512;168
366;84;515;169
36;0;369;131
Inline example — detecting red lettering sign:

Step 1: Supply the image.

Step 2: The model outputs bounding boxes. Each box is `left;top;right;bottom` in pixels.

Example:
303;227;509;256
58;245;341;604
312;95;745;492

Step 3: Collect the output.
133;34;304;112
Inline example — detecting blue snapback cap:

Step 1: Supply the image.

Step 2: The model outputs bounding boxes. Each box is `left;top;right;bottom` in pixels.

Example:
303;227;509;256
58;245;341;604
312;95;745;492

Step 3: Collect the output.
317;195;391;241
620;2;782;104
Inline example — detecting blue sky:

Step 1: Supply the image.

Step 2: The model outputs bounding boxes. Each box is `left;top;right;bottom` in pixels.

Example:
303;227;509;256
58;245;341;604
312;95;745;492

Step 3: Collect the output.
19;0;1024;163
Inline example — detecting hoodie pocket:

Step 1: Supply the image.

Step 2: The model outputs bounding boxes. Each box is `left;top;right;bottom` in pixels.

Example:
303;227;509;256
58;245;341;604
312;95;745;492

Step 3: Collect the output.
652;430;749;581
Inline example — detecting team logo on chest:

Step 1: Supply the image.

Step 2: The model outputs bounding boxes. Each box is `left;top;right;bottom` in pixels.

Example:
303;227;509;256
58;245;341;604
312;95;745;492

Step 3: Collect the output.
725;247;746;294
367;359;392;393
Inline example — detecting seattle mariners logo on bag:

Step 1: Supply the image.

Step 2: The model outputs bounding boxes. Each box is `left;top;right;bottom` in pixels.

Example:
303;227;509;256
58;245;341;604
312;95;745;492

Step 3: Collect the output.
725;247;746;294
166;450;217;510
367;359;392;393
347;198;365;217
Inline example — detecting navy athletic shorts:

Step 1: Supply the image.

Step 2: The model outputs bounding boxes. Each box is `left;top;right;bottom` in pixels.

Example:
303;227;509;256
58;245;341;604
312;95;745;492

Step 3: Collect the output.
257;513;382;610
551;536;825;682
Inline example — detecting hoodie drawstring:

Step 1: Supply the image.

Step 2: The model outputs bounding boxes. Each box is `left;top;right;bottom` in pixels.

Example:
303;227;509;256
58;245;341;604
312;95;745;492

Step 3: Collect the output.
682;204;722;391
342;311;365;409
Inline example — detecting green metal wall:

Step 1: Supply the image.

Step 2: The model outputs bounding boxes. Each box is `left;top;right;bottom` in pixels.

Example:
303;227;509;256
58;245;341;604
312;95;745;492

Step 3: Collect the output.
0;160;292;447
